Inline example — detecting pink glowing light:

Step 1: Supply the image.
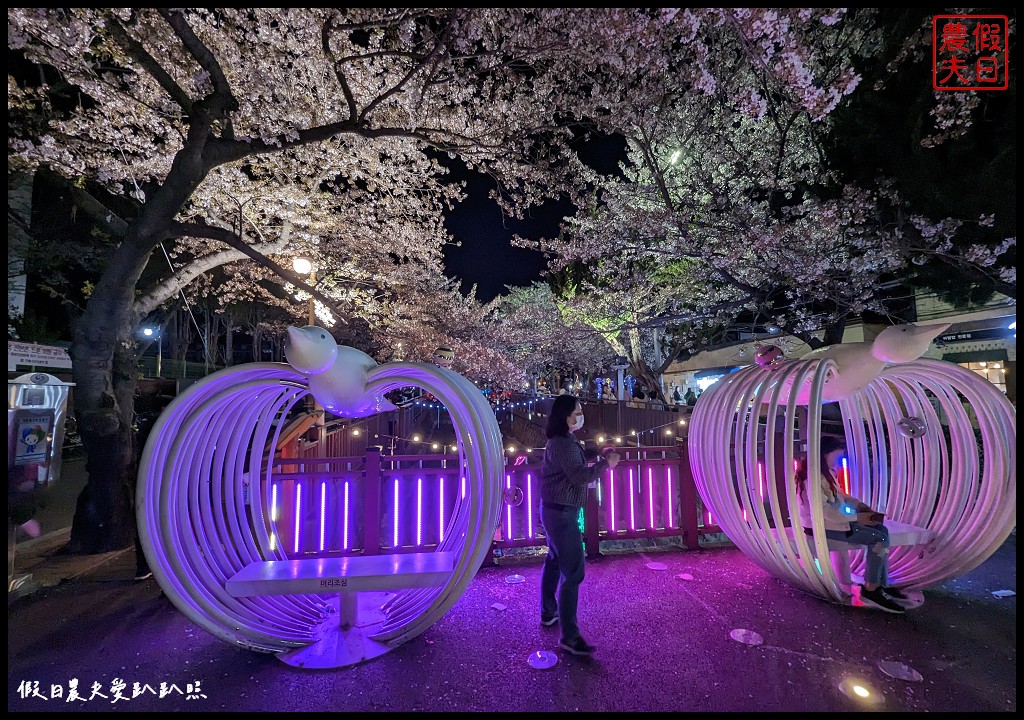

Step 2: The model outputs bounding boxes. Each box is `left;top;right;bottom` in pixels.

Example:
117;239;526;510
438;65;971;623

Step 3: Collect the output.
628;467;636;531
293;483;302;554
505;473;512;540
417;477;424;546
343;480;350;550
319;481;327;552
647;467;655;530
666;468;674;528
526;473;534;539
609;469;617;532
393;478;400;548
439;476;446;543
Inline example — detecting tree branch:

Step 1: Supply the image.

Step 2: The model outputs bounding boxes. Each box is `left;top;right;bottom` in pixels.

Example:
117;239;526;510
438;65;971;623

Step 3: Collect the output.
167;221;349;324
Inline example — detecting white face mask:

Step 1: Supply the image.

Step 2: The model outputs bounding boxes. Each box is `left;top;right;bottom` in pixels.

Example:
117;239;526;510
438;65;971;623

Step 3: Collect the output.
570;413;585;431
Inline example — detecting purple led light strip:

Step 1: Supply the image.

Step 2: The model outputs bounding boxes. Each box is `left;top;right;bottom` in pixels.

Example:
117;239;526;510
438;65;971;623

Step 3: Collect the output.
526;473;534;538
609;470;616;532
319;481;326;552
393;478;400;548
628;467;636;531
439;476;446;543
505;473;512;541
341;480;350;550
417;477;424;546
647;467;655;530
666;467;674;528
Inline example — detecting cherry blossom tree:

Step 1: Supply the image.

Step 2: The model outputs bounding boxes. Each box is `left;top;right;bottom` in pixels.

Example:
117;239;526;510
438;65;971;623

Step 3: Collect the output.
11;8;976;554
485;282;612;388
519;7;1014;389
9;7;678;552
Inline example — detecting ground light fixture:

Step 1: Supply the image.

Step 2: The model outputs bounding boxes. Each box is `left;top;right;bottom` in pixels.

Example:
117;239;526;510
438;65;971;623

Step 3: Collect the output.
837;676;884;708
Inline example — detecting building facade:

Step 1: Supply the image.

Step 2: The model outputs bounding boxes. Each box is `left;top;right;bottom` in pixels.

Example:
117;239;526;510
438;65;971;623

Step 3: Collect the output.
662;292;1016;405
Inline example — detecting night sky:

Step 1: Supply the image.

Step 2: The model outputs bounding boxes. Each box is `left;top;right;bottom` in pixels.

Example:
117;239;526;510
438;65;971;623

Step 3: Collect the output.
442;134;627;302
442;175;571;302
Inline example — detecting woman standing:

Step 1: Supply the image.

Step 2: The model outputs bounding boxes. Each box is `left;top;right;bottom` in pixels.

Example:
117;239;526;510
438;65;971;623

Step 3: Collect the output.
539;394;620;655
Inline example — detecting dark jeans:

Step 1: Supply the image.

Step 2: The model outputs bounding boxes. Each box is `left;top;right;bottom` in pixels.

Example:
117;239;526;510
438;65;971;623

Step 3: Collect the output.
824;523;891;587
540;503;585;642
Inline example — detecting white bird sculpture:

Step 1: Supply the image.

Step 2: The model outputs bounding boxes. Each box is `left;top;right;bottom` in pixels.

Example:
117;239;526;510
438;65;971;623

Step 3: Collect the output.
285;325;398;418
785;322;951;404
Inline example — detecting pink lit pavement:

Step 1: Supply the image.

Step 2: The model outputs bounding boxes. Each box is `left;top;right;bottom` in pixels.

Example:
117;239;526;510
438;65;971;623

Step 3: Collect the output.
8;459;1016;712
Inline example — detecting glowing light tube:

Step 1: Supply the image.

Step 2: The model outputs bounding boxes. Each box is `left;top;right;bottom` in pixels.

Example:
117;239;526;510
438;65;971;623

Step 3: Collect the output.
648;467;655;530
609;470;617;532
319;481;326;552
293;483;302;554
343;480;350;550
505;473;513;540
629;467;636;531
417;477;424;546
439;477;446;543
666;467;674;528
393;478;400;548
526;473;534;539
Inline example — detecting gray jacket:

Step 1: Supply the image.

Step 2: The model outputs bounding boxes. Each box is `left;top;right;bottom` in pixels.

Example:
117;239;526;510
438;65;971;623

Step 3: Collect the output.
540;435;609;508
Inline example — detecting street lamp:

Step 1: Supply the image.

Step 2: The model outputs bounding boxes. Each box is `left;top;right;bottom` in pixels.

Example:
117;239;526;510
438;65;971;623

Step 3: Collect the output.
142;326;162;377
292;256;325;444
292;256;316;326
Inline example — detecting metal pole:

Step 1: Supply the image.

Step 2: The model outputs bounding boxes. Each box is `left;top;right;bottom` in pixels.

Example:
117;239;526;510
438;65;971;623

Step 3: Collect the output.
305;269;326;448
156;333;162;378
307;270;316;325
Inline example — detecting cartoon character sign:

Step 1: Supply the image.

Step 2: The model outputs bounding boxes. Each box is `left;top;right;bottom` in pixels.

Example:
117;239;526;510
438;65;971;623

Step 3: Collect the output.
14;417;50;465
21;425;44;453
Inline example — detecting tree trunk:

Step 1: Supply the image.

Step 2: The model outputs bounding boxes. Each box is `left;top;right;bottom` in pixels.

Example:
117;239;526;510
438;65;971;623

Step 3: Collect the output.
68;242;151;554
8;172;33;332
225;317;234;366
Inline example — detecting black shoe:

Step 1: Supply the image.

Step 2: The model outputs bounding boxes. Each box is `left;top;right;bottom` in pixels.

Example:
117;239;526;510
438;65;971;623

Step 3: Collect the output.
882;587;915;607
860;586;905;614
559;636;596;656
540;615;559;627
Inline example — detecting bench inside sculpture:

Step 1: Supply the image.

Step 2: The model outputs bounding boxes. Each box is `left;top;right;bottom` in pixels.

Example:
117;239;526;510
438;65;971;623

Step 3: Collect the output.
776;520;936;604
135;335;506;669
686;324;1016;609
227;551;457;596
227;552;457;632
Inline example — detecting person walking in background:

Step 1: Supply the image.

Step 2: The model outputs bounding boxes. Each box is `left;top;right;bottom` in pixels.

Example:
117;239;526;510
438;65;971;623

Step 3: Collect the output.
539;394;620;656
795;435;912;614
683;388;698;407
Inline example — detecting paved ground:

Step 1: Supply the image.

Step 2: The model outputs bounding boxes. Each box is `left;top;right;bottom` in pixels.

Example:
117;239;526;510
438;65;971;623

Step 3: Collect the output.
7;519;1016;713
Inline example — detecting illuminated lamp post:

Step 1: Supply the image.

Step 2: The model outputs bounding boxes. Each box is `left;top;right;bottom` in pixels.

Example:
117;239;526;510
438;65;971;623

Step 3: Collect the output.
142;326;162;377
292;256;316;326
292;256;323;442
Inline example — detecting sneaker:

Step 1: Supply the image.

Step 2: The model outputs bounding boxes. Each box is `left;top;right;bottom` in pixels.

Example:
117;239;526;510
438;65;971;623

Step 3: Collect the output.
540;615;559;627
859;586;905;614
134;571;153;581
559;636;596;656
882;587;915;607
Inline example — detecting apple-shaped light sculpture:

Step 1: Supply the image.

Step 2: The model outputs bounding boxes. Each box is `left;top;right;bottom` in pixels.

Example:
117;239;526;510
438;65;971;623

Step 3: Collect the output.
688;325;1015;604
136;326;503;665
